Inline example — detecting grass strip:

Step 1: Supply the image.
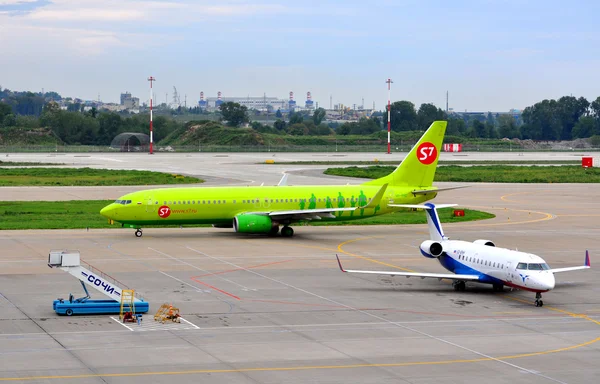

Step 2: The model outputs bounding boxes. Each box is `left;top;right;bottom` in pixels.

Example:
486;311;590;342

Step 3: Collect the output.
324;165;600;183
265;160;581;165
0;201;493;230
0;168;203;186
0;161;62;166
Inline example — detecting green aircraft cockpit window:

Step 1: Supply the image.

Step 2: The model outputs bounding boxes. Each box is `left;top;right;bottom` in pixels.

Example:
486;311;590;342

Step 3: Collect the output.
516;262;528;270
527;263;549;270
114;200;132;205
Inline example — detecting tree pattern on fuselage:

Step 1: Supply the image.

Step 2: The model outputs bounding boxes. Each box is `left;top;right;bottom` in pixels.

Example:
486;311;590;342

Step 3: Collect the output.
296;190;372;217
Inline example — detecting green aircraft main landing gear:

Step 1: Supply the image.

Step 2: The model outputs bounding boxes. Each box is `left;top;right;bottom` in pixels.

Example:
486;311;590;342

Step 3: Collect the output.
268;226;280;237
281;226;294;238
535;292;544;307
135;229;143;238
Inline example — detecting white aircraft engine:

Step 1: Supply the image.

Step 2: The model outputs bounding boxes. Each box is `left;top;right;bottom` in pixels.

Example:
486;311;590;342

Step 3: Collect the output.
420;240;444;258
473;239;495;247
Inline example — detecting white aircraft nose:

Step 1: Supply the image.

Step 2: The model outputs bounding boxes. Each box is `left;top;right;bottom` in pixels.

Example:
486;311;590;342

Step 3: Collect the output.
535;272;555;291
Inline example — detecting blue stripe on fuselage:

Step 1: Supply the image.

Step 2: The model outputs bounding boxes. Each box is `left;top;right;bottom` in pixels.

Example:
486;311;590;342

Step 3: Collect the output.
438;254;505;285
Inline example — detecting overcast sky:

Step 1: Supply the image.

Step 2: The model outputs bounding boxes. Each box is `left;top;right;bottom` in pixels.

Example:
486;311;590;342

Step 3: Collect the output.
1;0;599;112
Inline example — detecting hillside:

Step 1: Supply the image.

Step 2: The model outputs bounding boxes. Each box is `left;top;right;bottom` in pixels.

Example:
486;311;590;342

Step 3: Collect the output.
0;127;60;145
158;121;467;148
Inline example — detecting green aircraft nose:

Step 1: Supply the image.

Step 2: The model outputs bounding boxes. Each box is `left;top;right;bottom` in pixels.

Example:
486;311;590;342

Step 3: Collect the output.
100;204;116;219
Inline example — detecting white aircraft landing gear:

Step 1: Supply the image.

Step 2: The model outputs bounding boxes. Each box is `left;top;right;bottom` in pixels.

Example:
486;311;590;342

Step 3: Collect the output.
535;292;544;307
135;229;143;238
453;280;466;292
492;284;504;292
281;226;294;238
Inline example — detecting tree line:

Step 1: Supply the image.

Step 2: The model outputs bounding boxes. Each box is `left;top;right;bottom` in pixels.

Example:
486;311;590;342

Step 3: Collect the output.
2;86;600;144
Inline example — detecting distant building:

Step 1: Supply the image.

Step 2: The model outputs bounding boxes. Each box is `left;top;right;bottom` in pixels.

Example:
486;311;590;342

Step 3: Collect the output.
205;95;288;112
120;92;139;110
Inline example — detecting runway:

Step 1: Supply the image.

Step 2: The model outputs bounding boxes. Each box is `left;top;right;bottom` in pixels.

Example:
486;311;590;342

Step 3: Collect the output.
0;153;599;383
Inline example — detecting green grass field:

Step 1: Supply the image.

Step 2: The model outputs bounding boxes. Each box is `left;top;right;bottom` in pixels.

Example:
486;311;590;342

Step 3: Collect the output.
0;201;494;230
0;161;62;166
324;165;600;183
267;160;581;166
0;168;203;186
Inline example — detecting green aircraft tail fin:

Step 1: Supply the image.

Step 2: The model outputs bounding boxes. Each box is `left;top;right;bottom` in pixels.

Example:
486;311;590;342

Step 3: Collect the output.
362;120;447;188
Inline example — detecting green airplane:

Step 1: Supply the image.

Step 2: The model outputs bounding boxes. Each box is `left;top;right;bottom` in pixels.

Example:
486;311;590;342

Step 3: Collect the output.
101;121;455;238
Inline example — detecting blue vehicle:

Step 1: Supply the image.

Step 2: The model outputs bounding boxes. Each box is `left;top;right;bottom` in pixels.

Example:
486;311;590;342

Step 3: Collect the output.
53;297;149;316
48;250;151;316
53;280;149;316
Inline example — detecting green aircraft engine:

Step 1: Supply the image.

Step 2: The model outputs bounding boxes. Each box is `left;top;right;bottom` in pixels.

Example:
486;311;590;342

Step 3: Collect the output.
233;214;274;233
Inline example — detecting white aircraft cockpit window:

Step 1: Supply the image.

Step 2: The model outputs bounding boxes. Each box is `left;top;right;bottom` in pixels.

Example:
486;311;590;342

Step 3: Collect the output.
517;262;528;269
527;263;550;270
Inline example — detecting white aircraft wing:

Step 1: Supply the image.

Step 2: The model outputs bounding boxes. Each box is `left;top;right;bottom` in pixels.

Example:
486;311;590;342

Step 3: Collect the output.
550;266;590;273
335;255;480;280
410;185;469;195
550;250;591;274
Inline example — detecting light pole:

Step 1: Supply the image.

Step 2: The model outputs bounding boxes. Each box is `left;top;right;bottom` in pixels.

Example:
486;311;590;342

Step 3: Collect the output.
386;78;393;154
147;76;155;154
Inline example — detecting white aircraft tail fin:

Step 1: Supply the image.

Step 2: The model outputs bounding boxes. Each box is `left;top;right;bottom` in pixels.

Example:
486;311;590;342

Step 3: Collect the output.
389;203;457;241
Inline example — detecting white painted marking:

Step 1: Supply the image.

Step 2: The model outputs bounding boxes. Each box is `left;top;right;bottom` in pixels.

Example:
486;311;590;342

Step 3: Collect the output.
110;316;199;332
186;246;568;384
150;247;255;291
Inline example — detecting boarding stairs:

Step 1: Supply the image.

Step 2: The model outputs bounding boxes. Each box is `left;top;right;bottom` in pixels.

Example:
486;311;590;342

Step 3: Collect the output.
47;250;145;303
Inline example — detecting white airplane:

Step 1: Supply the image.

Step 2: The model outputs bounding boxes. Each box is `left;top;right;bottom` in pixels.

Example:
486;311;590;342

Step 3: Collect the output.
336;203;591;307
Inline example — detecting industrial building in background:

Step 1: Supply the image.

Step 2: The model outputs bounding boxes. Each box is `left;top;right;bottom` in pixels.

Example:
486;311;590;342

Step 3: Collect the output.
120;92;139;110
199;91;316;113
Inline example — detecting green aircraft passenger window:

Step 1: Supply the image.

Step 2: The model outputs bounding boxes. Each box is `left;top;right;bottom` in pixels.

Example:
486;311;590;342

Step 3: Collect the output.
213;200;216;204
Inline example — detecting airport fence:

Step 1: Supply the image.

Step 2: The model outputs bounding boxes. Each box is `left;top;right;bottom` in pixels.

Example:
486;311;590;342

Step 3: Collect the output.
1;144;599;153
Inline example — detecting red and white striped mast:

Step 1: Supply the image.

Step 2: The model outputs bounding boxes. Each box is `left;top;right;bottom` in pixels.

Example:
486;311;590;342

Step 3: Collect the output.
386;78;393;154
147;76;155;154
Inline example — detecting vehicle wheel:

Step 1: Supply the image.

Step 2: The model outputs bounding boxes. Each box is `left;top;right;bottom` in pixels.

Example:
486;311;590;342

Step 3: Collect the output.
538;300;543;307
135;229;142;237
281;226;294;237
66;308;73;316
268;226;280;236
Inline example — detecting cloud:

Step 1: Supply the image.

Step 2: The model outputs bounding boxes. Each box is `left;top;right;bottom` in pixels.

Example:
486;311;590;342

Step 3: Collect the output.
28;8;145;21
202;4;287;16
0;0;40;5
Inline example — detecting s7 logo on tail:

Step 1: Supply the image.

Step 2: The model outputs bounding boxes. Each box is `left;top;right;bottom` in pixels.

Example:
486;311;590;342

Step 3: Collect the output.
416;142;438;165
